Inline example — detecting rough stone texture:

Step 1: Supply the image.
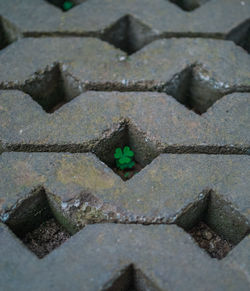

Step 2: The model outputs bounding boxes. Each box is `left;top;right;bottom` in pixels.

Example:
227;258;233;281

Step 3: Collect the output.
0;222;250;291
0;152;249;229
0;89;249;153
0;0;250;43
0;0;249;290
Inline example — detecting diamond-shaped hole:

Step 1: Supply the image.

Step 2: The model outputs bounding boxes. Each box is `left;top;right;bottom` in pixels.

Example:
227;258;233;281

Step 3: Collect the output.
21;63;83;113
0;16;20;50
4;188;72;259
45;0;84;11
101;15;156;55
176;190;250;259
169;0;210;11
227;20;250;54
93;121;159;181
103;264;160;291
163;64;233;114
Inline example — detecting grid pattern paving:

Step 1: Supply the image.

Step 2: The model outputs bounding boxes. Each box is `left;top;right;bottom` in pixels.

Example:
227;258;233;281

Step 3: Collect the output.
0;1;250;290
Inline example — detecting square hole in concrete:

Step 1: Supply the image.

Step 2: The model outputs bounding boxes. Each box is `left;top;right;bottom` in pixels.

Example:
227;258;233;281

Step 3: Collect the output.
4;188;72;259
227;20;250;54
103;264;160;291
101;15;156;55
169;0;210;11
21;63;83;113
45;0;84;11
176;190;250;259
163;64;232;114
0;16;19;50
0;19;10;50
93;120;159;181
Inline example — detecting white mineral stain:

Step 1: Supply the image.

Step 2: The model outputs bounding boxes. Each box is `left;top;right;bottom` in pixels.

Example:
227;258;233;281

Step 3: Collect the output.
74;199;80;207
61;64;68;71
199;192;205;199
1;213;9;222
121;79;129;85
199;73;210;81
61;202;68;210
119;56;126;61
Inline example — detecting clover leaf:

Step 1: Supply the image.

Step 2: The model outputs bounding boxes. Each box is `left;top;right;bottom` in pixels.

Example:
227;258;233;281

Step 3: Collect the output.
114;146;135;170
114;148;123;159
124;146;134;157
63;1;74;11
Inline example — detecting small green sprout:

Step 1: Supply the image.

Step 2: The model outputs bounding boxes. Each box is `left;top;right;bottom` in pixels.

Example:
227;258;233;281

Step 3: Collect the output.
114;146;135;170
124;172;130;178
63;1;74;11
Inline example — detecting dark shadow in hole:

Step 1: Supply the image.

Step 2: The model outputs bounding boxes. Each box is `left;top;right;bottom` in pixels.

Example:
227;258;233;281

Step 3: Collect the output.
101;15;157;55
227;19;250;54
0;16;20;50
169;0;210;11
175;190;250;259
21;63;83;113
92;120;160;181
4;187;72;258
103;264;161;291
0;19;9;50
163;64;234;114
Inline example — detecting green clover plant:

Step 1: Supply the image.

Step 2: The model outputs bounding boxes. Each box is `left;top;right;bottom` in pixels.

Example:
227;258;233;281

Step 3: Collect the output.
63;1;74;11
114;146;135;170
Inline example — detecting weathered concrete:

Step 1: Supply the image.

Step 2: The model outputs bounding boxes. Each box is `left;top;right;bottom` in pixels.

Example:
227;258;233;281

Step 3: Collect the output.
0;1;249;290
0;90;249;154
0;38;249;154
0;153;249;237
0;222;249;291
0;0;250;53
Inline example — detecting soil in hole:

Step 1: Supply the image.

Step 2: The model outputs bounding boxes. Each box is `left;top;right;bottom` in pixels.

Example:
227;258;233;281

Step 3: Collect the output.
22;218;71;259
113;161;143;181
188;221;233;259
